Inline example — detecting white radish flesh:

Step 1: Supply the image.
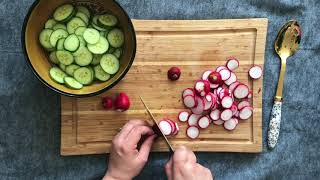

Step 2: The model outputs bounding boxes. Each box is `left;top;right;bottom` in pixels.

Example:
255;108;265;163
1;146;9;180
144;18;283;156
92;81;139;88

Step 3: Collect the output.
239;107;253;120
194;80;210;96
233;84;249;99
224;72;237;86
223;119;237;130
220;109;233;121
213;119;224;125
198;116;211;129
178;111;189;122
210;109;220;121
229;81;240;92
233;118;239;125
182;88;195;98
172;122;180;135
186;126;200;139
247;91;253;98
249;65;263;79
188;114;201;126
159;120;172;135
210;83;220;89
238;100;250;110
202;70;213;80
191;96;205;115
183;95;196;108
221;96;233;109
219;69;231;81
216;66;227;72
165;119;176;134
226;58;239;71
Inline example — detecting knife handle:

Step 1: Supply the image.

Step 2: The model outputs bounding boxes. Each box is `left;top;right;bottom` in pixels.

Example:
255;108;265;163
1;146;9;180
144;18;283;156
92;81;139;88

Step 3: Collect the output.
267;101;282;149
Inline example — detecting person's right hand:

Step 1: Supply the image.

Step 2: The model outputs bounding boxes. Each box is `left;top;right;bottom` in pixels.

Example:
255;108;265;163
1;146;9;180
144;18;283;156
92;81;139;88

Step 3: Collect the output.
165;146;213;180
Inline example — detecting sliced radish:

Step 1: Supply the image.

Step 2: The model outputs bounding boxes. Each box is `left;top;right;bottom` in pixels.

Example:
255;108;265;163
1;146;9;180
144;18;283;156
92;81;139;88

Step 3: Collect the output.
238;100;250;110
194;80;210;96
239;107;253;120
249;65;263;79
220;109;233;121
182;88;195;98
203;96;213;110
230;102;238;115
233;118;239;125
178;111;189;122
158;120;172;135
210;109;220;121
233;84;249;99
183;95;197;108
191;96;205;115
216;87;223;95
234;111;239;118
229;81;240;92
164;119;176;134
198;116;211;129
213;119;224;125
224;72;237;86
247;91;253;98
188;114;201;126
172;122;180;135
205;94;212;101
223;119;237;130
221;96;233;109
216;66;227;72
211;102;218;110
219;69;231;81
186;126;200;139
202;70;213;80
208;93;217;108
210;83;220;89
226;57;239;71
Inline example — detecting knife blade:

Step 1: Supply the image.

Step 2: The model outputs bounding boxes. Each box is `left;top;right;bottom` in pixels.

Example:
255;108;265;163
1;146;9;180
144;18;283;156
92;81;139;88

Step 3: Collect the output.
139;96;174;153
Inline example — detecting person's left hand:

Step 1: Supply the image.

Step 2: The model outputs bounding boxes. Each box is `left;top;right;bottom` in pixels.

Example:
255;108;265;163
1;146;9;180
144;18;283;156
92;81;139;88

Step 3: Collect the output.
103;119;157;180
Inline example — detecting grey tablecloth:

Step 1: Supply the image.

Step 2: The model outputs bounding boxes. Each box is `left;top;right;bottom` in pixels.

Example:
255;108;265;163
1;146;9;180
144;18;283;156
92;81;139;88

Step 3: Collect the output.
1;0;319;179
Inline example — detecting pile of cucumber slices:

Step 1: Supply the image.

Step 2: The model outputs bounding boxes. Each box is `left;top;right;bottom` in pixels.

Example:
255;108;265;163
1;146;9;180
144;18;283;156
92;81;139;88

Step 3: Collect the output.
39;4;124;90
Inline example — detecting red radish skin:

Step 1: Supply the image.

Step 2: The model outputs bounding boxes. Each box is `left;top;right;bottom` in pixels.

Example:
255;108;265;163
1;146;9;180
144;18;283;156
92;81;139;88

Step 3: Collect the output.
191;96;205;115
247;91;253;98
216;66;227;72
225;72;237;86
114;93;130;112
219;69;231;81
102;97;113;109
223;119;237;130
213;119;224;125
183;95;197;108
167;67;181;81
203;96;214;110
234;111;239;118
164;119;176;134
188;114;201;126
194;80;211;96
202;70;213;80
221;96;233;109
210;109;220;121
249;65;263;79
186;126;200;139
220;109;233;121
205;94;212;102
230;103;238;115
233;84;249;99
158;120;172;135
208;72;223;85
229;81;240;92
210;83;220;89
178;111;190;122
198;116;211;129
238;100;250;110
172;122;180;135
239;107;253;120
217;87;223;95
226;57;239;71
182;88;195;98
233;118;239;125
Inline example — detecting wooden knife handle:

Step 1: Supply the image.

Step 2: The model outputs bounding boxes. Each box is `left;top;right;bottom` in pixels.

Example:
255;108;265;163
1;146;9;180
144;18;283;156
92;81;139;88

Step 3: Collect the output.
267;101;282;149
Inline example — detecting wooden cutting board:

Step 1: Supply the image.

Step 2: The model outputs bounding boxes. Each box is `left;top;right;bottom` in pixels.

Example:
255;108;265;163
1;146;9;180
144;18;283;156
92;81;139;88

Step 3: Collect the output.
61;19;268;156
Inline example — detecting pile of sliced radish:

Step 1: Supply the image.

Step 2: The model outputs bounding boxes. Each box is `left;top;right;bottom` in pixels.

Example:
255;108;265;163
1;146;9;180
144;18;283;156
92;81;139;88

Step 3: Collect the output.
178;57;261;139
158;119;179;136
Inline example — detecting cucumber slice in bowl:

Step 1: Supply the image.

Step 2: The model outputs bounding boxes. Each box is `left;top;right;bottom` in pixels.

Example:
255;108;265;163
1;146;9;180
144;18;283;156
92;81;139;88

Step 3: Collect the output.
83;28;100;44
64;77;83;89
100;54;119;75
56;38;65;50
73;46;93;66
77;35;86;47
49;51;59;64
98;14;118;28
45;19;57;29
53;23;67;30
59;63;66;71
53;4;75;22
76;6;90;18
56;50;74;65
91;54;102;65
75;27;87;36
73;67;93;85
64;34;80;52
39;29;54;49
94;65;111;81
49;67;67;84
76;12;89;25
87;36;109;54
65;64;80;76
107;28;124;48
49;29;68;47
67;17;86;34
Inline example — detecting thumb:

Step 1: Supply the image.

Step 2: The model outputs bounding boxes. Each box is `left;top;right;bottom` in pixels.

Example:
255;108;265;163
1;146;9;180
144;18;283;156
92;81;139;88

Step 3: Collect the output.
165;158;173;180
137;134;156;162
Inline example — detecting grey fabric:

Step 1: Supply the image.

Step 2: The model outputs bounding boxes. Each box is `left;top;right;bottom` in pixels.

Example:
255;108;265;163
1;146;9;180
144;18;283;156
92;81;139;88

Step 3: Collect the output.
0;0;319;179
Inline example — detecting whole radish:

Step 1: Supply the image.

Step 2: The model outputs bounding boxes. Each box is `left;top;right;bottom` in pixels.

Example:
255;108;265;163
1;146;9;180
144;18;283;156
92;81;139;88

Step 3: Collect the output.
208;71;223;85
102;97;113;110
114;93;130;112
167;67;181;81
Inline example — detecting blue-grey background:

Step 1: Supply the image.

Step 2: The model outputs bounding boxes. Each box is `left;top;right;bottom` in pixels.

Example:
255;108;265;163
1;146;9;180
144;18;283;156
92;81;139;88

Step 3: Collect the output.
0;0;319;179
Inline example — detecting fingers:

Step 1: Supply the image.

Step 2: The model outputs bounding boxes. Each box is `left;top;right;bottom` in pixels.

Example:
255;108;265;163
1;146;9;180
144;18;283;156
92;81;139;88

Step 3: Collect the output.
117;119;149;138
137;134;157;163
173;146;197;164
165;158;173;180
126;125;154;147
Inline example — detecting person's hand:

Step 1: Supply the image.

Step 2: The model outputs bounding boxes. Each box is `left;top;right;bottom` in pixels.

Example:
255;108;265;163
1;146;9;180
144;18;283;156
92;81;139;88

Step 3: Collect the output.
103;120;157;180
165;146;213;180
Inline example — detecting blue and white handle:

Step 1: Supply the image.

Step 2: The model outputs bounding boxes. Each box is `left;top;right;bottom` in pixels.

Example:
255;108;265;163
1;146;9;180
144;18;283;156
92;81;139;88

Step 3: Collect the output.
267;101;282;149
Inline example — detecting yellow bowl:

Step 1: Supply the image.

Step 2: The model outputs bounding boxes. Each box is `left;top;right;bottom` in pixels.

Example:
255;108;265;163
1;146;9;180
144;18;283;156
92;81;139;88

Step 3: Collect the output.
22;0;136;97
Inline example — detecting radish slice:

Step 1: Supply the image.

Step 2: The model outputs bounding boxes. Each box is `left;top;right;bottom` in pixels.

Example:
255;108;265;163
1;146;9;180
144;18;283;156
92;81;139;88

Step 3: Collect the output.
182;88;195;98
183;95;197;108
191;96;205;115
210;109;220;121
226;57;239;71
213;119;224;125
188;114;201;126
198;116;211;129
238;100;250;110
210;83;220;89
158;120;172;135
219;69;231;81
229;81;240;92
205;94;212;101
211;102;218;110
221;96;233;108
230;103;238;115
233;84;249;99
208;93;217;108
216;66;227;72
239;107;253;120
164;119;176;134
194;80;210;96
234;111;239;118
249;65;263;79
224;72;237;86
216;87;223;95
203;96;213;110
172;122;180;135
202;70;213;80
247;91;253;98
220;109;233;121
223;119;237;130
186;126;200;139
233;118;239;125
178;111;189;122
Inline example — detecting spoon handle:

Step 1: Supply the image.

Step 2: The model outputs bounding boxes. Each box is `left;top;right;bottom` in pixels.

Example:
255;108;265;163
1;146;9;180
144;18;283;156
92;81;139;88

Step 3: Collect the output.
267;101;282;149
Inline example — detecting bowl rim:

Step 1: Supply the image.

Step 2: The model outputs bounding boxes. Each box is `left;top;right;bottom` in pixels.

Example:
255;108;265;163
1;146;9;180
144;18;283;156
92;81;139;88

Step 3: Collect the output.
21;0;137;98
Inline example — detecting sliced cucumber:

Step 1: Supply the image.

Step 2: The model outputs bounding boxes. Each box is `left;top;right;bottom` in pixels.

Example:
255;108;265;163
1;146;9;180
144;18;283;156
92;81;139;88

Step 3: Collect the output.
91;54;102;65
56;38;65;50
107;47;115;54
49;51;59;64
87;36;109;54
100;54;119;75
75;26;87;36
91;15;109;31
53;4;75;22
76;6;90;18
73;46;93;66
65;64;80;76
98;14;118;28
87;66;95;80
99;31;108;37
64;34;80;52
49;29;68;47
49;67;67;84
77;35;86;47
107;28;124;48
113;48;122;59
74;67;93;85
59;63;66;71
76;12;89;25
67;17;86;34
56;50;74;65
64;77;83;89
53;23;67;30
45;19;57;29
83;28;100;44
94;65;111;81
39;29;54;49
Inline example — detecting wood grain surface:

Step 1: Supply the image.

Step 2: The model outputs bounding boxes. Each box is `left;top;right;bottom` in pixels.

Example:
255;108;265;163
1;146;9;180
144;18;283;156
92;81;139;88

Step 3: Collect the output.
61;19;268;155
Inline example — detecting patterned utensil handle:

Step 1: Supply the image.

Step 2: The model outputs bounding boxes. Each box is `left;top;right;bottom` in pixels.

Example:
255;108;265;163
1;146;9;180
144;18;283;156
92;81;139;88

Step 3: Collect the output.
267;101;282;149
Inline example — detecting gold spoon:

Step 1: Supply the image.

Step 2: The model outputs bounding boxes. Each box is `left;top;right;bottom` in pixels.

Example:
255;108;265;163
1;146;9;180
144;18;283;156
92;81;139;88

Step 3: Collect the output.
268;20;301;149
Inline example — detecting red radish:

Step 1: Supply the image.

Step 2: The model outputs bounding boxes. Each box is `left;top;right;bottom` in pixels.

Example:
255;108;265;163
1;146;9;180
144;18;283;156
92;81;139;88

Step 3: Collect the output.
213;119;224;125
216;66;227;72
188;114;201;126
223;119;237;130
205;94;212;101
220;109;233;121
102;97;113;109
218;69;231;81
186;126;200;139
202;70;213;80
233;118;239;125
239;107;253;120
249;65;263;79
221;96;233;108
210;83;220;89
207;93;217;108
210;109;220;121
198;116;211;129
233;84;249;99
191;96;205;114
230;102;238;115
226;57;239;71
158;120;172;135
234;111;239;118
216;87;223;95
183;95;197;108
164;119;176;134
211;102;218;110
247;91;253;98
182;88;195;98
203;96;213;110
172;122;180;135
208;72;223;85
194;80;210;96
238;100;250;110
167;67;181;81
225;72;237;86
178;111;189;122
114;93;130;112
229;81;240;92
